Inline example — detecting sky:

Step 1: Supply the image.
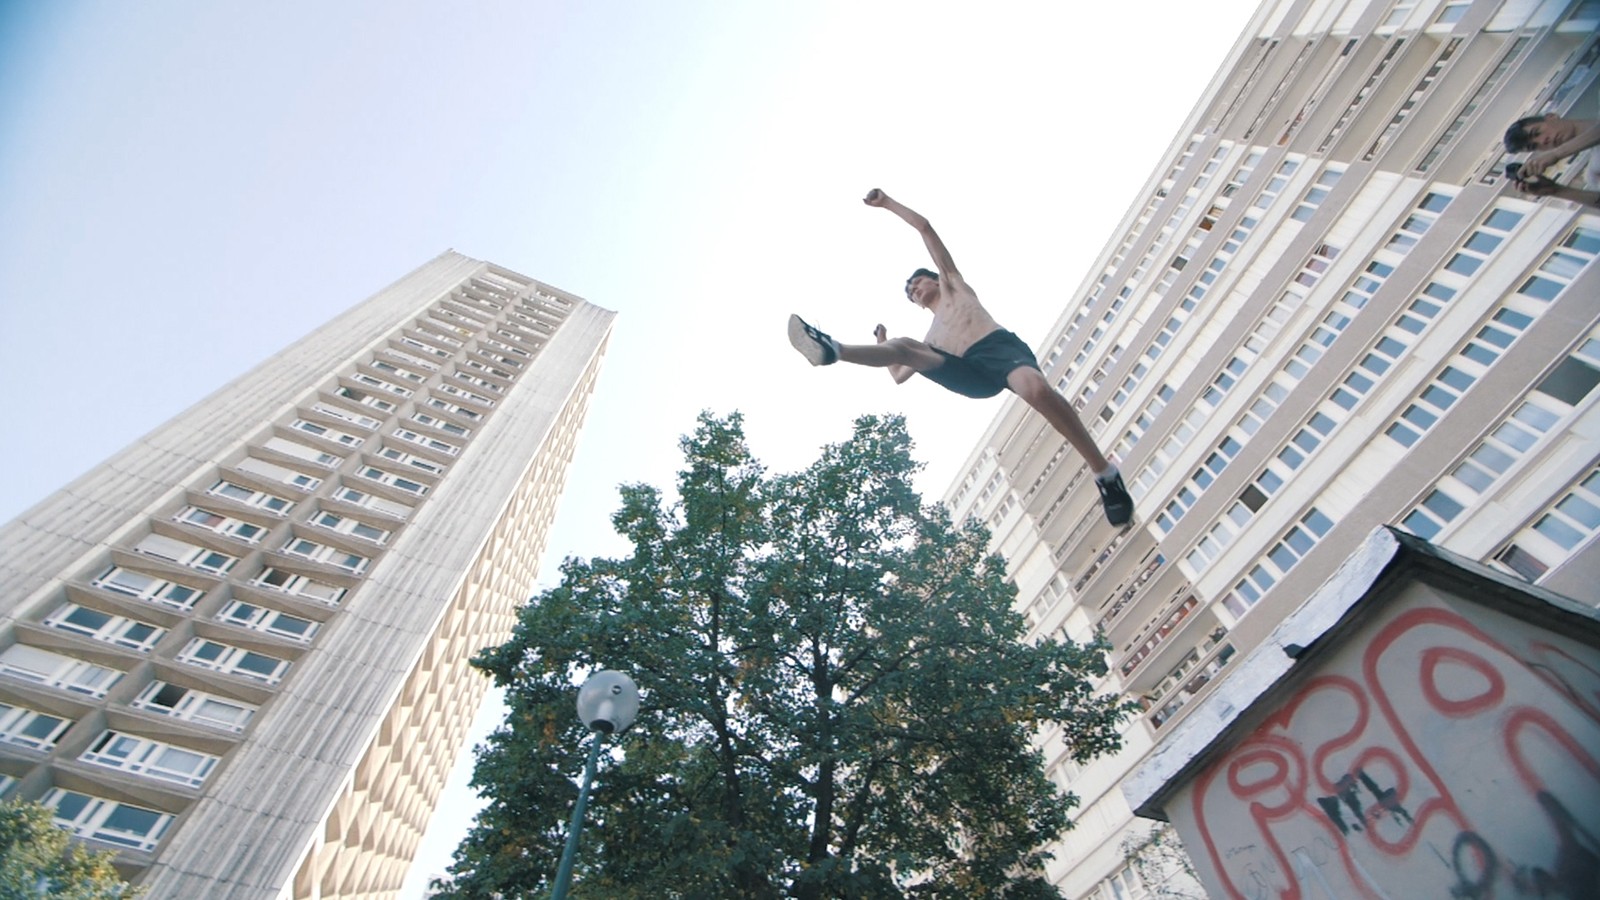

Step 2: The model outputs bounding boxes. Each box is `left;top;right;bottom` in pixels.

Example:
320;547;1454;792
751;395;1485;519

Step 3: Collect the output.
0;1;1261;894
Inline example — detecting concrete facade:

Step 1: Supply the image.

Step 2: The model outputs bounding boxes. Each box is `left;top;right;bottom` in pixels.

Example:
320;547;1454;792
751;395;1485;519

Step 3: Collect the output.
938;2;1600;897
1125;528;1600;900
0;252;614;898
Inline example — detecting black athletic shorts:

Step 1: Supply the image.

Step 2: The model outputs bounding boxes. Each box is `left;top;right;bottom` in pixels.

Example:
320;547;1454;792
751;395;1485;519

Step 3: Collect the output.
918;329;1040;399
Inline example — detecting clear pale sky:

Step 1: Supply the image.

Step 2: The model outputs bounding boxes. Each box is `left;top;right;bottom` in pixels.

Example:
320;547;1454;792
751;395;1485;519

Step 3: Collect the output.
0;1;1260;893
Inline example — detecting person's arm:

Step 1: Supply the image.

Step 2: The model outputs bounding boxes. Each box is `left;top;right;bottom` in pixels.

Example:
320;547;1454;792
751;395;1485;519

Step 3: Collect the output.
875;324;914;384
1523;120;1600;177
1516;175;1600;208
863;189;965;288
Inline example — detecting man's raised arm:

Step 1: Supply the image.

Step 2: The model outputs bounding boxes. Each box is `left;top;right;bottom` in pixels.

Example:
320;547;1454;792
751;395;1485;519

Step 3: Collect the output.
863;189;963;284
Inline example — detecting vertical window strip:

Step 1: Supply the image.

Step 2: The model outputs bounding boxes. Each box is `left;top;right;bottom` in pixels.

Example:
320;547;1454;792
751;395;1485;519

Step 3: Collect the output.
1419;37;1531;172
1365;39;1461;161
1495;467;1600;583
1387;220;1592;451
1320;39;1406;154
1402;331;1600;542
1219;508;1336;618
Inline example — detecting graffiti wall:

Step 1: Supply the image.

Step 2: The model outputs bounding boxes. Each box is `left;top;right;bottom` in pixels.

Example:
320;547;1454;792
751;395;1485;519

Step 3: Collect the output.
1163;587;1600;899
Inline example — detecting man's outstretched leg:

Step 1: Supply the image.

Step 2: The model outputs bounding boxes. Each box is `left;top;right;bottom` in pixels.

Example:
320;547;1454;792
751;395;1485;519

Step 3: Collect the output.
1007;367;1134;526
788;315;943;372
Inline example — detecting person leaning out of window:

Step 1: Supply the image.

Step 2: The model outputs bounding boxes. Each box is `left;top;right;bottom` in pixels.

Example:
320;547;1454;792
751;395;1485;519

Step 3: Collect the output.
1503;112;1600;208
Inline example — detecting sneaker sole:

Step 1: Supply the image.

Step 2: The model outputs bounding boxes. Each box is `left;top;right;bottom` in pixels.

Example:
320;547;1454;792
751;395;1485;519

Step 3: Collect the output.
788;314;832;366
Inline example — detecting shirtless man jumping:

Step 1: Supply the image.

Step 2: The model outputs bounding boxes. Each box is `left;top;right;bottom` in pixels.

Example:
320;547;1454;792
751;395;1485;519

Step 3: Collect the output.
787;189;1135;526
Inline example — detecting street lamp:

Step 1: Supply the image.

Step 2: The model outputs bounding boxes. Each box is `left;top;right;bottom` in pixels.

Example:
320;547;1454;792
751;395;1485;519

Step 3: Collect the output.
551;669;639;900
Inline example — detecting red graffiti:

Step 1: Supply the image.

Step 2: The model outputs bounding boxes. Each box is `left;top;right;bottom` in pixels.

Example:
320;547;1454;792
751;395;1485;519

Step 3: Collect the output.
1186;605;1600;900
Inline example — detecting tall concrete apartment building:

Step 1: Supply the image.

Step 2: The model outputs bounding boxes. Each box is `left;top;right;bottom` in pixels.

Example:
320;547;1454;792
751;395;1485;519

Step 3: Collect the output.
0;252;613;898
940;1;1599;897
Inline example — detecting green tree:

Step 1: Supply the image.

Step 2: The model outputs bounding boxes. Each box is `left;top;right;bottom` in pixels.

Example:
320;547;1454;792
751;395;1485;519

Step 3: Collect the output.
434;413;1134;899
0;801;142;899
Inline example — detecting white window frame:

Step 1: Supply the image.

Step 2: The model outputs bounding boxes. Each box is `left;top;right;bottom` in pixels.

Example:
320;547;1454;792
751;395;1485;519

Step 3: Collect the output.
408;412;471;436
311;401;382;430
206;479;294;515
176;638;289;684
262;437;342;468
290;418;364;447
349;372;413;397
43;604;165;652
357;465;429;495
281;537;369;574
92;566;203;610
132;681;257;732
218;600;319;643
132;533;237;575
375;446;445;474
173;505;268;544
0;645;122;697
332;485;412;518
251;568;347;605
311;510;390;544
43;788;172;852
79;730;219;788
0;702;72;750
391;428;459;456
234;456;323;490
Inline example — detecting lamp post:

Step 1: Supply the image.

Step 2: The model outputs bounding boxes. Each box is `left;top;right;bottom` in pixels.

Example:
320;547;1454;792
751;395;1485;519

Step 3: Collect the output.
551;670;639;900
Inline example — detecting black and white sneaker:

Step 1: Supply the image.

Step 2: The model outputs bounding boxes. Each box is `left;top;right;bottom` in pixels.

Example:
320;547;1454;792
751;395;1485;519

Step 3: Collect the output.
1095;471;1134;527
788;314;840;366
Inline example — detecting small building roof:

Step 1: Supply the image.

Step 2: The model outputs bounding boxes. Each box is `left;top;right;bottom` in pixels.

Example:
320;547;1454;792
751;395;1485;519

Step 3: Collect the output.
1123;526;1600;820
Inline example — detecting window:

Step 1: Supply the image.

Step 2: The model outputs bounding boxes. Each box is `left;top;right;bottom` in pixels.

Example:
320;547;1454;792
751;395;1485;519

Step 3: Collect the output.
44;789;173;852
391;428;459;456
462;358;516;382
43;604;165;652
1220;509;1335;617
262;437;341;468
371;356;428;382
290;418;363;447
176;639;289;684
409;412;470;437
312;511;390;544
0;645;121;697
397;334;451;359
348;372;412;397
92;566;202;610
233;456;322;491
132;533;237;575
440;380;497;403
207;479;293;514
250;567;346;605
332;485;411;518
1290;166;1345;222
80;731;219;788
426;395;485;419
357;465;428;496
0;703;72;750
1364;39;1460;160
281;537;370;574
312;401;383;429
374;445;446;474
1404;335;1600;543
132;681;257;732
173;505;267;544
218;601;318;642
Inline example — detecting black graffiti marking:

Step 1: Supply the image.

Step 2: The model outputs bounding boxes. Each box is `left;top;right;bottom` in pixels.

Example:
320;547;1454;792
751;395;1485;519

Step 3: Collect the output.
1315;768;1412;837
1449;831;1496;900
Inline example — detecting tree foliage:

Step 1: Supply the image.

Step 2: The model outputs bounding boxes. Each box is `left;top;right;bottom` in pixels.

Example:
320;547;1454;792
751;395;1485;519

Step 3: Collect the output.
434;413;1134;899
0;801;142;899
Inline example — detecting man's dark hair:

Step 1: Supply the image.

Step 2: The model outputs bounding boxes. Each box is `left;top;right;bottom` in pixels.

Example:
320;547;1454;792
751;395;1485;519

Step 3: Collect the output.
905;267;938;298
1504;115;1545;153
